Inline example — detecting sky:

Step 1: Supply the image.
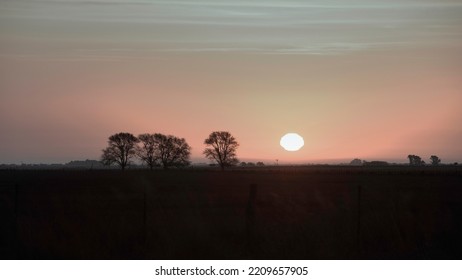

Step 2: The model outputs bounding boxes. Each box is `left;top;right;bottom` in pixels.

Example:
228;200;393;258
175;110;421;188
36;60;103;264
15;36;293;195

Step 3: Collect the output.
1;0;461;164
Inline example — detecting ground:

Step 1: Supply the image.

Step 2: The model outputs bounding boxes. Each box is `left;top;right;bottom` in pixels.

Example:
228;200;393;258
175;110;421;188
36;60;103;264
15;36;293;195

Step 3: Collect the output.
1;166;461;259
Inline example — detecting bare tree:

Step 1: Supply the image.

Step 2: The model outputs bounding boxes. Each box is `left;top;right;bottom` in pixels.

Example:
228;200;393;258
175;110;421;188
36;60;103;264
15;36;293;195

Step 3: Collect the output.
430;155;441;166
203;131;239;170
137;133;159;170
153;133;191;169
101;132;139;170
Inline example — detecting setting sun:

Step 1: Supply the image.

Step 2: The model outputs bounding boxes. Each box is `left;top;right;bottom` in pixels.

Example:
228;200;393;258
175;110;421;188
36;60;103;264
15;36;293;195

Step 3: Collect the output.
280;133;304;152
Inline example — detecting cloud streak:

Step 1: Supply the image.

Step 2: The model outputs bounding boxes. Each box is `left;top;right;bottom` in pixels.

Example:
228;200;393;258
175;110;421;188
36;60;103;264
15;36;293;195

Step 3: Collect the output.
1;0;461;57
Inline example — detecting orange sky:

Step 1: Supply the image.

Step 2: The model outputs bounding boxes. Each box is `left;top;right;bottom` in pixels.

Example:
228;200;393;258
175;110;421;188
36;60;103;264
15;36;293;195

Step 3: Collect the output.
1;1;461;164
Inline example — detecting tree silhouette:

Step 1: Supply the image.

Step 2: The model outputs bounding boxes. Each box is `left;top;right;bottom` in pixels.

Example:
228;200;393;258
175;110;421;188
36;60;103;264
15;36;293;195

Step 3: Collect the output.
101;132;139;170
407;154;424;166
137;134;159;170
350;158;363;166
153;133;191;169
430;155;441;166
203;131;239;170
407;155;413;165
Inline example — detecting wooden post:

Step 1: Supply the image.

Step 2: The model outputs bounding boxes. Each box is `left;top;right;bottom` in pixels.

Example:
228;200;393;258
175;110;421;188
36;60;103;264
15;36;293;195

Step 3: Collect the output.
357;185;361;258
14;184;19;259
143;184;147;248
246;184;257;255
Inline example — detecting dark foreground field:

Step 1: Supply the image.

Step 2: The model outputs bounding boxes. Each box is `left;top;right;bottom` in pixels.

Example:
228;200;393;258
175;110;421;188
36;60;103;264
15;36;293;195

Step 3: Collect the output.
1;167;461;259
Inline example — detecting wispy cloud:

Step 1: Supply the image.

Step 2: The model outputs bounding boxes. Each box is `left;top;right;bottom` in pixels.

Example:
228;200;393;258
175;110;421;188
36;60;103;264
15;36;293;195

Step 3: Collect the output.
1;0;461;56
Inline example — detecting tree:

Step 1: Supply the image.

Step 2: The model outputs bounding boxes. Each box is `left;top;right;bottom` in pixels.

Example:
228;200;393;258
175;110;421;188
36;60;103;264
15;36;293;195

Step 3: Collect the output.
137;133;191;169
101;132;139;170
153;133;191;169
408;154;424;166
430;155;441;166
203;131;239;170
350;158;363;166
137;134;159;170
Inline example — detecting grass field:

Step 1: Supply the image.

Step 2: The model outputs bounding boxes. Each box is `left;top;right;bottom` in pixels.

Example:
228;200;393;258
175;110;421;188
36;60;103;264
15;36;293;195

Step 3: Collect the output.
1;167;461;259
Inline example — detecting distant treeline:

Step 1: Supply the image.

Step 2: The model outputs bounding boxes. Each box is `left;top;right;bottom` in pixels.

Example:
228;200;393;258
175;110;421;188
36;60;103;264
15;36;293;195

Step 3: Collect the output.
350;155;455;167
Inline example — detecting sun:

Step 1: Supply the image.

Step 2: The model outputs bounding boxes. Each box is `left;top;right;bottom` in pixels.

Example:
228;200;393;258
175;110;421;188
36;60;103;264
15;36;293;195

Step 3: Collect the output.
280;133;304;151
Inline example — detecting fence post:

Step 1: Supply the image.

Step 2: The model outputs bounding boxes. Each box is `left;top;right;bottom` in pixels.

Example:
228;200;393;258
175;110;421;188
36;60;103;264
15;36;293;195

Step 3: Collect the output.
143;184;147;251
357;185;361;258
246;184;257;255
14;184;19;258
